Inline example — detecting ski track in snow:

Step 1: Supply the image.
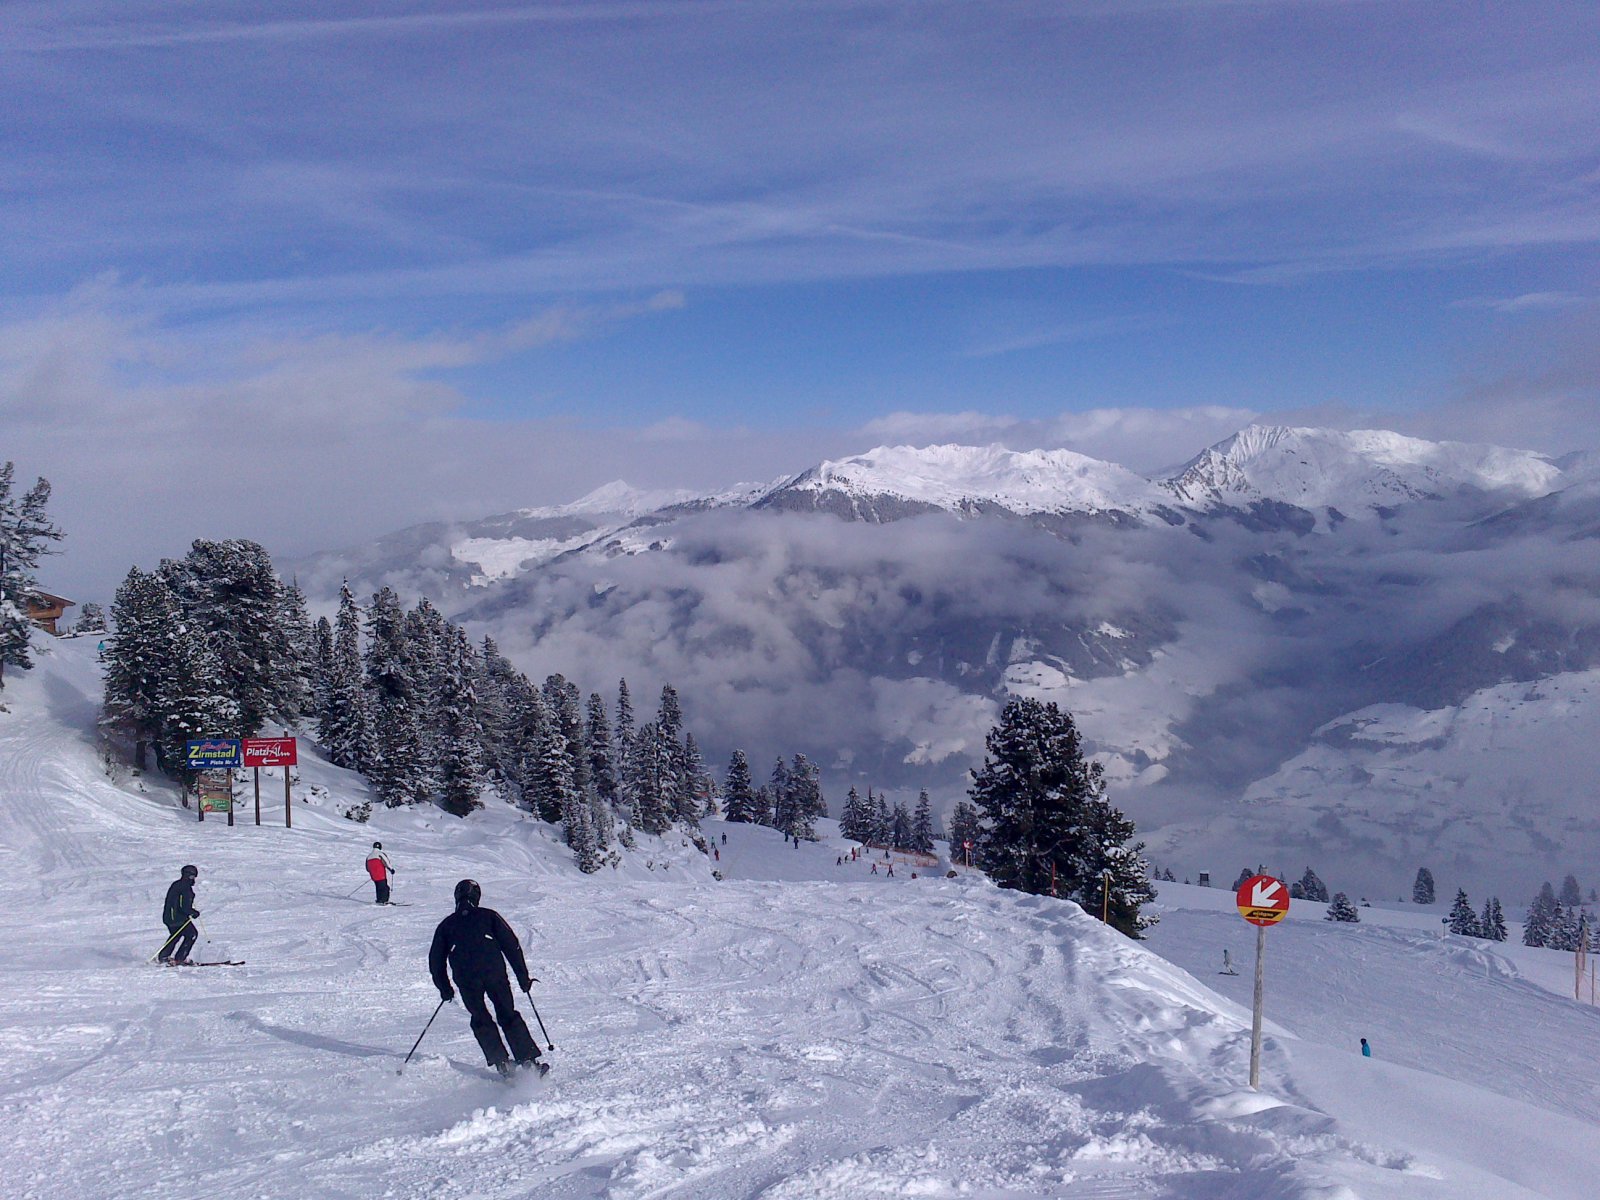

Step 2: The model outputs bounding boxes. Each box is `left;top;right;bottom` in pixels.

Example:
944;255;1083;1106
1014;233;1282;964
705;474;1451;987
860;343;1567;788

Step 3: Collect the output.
3;640;1600;1199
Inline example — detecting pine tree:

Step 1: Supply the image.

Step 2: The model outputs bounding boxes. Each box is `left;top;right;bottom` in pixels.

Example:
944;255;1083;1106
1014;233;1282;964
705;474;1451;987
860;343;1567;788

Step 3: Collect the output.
0;464;63;688
630;721;672;835
1481;897;1508;942
889;799;912;851
318;583;373;772
768;757;792;834
276;578;317;721
947;800;982;864
1297;868;1329;904
1560;874;1583;909
435;628;486;817
748;784;773;828
681;732;709;823
839;786;870;842
969;696;1154;935
872;789;892;847
75;602;107;635
911;789;935;855
1412;868;1436;905
586;692;617;806
1447;888;1480;937
1524;882;1558;948
163;540;295;733
787;753;824;839
724;750;756;823
101;568;173;770
1232;867;1255;890
152;609;243;778
363;587;428;807
310;616;334;712
1325;893;1360;923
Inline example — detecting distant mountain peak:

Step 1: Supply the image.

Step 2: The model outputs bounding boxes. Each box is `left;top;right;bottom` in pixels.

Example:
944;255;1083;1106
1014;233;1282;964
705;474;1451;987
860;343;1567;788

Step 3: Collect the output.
1165;424;1561;512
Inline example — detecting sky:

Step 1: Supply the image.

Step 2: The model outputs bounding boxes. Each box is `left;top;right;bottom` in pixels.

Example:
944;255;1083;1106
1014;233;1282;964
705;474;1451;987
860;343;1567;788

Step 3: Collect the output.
2;0;1597;598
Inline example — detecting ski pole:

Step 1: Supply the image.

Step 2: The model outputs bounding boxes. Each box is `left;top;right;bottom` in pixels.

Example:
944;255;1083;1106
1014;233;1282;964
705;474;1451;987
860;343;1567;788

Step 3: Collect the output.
525;989;555;1051
149;918;194;963
398;999;448;1076
342;880;368;900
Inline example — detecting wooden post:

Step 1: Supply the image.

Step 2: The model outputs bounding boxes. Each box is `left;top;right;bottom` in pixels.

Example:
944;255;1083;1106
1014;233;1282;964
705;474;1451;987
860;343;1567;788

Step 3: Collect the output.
253;767;261;826
196;774;203;821
226;768;234;826
1249;923;1266;1089
283;731;292;829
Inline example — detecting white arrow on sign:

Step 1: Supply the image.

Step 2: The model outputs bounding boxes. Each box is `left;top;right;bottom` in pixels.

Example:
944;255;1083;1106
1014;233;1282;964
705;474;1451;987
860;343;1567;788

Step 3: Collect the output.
1250;879;1283;907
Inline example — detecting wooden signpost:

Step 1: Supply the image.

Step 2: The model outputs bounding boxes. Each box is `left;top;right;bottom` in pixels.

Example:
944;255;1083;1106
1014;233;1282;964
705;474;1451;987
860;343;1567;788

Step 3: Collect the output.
243;736;298;828
1235;873;1290;1089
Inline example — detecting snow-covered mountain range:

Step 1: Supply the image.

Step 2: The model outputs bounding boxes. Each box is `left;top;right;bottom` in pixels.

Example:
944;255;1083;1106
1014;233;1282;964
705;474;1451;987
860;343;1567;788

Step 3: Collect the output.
288;425;1600;897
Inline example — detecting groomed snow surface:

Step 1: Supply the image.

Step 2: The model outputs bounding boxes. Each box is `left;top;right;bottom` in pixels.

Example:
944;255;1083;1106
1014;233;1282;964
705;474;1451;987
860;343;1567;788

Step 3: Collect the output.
4;640;1599;1199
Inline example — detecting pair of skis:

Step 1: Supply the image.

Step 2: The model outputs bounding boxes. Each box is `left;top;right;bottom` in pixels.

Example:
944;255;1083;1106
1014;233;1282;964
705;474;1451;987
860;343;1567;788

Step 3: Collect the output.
161;959;245;968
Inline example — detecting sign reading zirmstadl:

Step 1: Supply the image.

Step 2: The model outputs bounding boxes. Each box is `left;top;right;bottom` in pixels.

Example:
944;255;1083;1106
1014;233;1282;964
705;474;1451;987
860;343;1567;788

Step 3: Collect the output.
185;739;242;769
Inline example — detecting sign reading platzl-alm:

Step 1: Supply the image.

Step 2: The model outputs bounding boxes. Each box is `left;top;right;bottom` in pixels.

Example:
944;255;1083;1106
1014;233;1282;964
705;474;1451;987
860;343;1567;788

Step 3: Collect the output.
185;739;242;769
1236;874;1290;926
243;737;298;768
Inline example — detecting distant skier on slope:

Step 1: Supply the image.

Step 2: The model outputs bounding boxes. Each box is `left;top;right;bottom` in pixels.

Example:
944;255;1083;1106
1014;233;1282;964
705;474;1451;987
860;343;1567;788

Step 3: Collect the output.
1360;1037;1371;1058
429;879;545;1079
366;842;396;905
158;865;201;964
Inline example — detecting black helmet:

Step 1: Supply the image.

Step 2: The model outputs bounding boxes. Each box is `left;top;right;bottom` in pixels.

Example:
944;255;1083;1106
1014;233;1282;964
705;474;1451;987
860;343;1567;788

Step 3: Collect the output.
180;864;199;879
454;879;481;912
372;842;382;849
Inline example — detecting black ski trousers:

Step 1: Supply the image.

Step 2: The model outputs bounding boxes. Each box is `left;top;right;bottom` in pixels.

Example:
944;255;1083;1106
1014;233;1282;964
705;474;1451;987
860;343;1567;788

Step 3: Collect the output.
159;922;197;962
374;879;390;904
461;975;539;1067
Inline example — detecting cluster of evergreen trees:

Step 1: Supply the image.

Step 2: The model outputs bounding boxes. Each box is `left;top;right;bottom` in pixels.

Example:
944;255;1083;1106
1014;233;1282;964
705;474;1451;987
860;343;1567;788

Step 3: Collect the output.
963;697;1156;937
1522;879;1592;951
1444;888;1509;941
0;463;63;690
101;540;313;773
720;749;828;840
99;541;736;872
1290;868;1329;903
836;786;934;854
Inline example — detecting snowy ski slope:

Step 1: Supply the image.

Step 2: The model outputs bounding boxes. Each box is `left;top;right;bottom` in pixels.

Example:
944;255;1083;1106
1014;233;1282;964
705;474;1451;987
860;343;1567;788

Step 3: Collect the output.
2;638;1598;1199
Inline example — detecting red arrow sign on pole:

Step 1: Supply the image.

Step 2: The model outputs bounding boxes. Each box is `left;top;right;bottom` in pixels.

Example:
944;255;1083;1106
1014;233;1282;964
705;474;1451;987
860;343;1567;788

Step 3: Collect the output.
1236;874;1290;926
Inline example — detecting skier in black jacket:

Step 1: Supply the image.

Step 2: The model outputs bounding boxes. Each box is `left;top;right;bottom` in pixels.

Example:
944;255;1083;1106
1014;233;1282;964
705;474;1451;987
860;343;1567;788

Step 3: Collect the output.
429;879;544;1077
158;865;201;964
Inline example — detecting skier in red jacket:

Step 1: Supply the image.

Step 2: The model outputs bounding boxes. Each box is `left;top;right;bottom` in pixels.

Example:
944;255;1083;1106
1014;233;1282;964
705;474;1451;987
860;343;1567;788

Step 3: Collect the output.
365;842;395;905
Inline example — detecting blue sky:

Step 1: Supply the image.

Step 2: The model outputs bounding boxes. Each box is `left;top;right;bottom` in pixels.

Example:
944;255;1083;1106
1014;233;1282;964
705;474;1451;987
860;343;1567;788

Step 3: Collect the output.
2;0;1597;592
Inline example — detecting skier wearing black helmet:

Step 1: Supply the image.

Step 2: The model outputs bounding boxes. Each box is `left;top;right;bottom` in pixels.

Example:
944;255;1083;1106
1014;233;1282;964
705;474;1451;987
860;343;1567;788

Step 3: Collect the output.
428;879;544;1077
158;865;201;964
365;841;395;904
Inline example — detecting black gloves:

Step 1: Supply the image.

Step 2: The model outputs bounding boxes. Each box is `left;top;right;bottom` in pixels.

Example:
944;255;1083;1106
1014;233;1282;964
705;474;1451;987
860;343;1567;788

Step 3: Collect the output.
439;987;454;1003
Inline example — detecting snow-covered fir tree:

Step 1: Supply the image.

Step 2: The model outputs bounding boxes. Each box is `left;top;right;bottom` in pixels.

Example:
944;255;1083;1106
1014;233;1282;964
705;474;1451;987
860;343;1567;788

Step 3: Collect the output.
839;786;871;842
630;721;672;835
162;540;297;732
947;800;982;864
871;788;892;847
723;750;756;823
1447;888;1480;936
1296;868;1329;904
310;616;334;711
685;732;714;818
767;757;792;834
154;612;243;779
1412;867;1436;905
435;628;487;817
75;601;107;635
0;463;63;689
786;753;824;839
585;692;617;806
911;789;935;854
101;568;175;770
1481;896;1508;942
363;587;429;807
1325;893;1361;923
1524;882;1558;947
889;798;912;850
748;783;773;827
275;578;317;721
1560;874;1583;908
318;583;374;773
969;696;1155;936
